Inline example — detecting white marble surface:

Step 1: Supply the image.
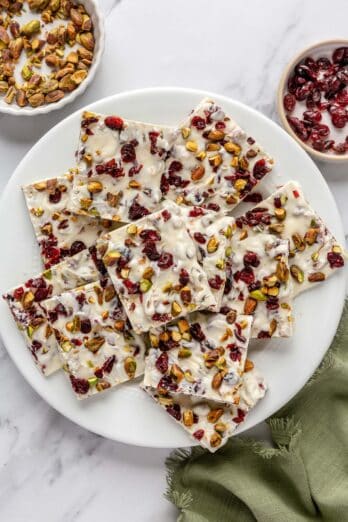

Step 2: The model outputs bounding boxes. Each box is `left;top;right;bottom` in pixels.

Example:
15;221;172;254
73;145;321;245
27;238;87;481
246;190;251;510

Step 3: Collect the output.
1;1;348;520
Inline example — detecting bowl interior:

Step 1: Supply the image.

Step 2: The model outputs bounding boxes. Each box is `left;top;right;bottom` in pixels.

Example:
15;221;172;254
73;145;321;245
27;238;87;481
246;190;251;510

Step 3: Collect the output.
278;40;348;161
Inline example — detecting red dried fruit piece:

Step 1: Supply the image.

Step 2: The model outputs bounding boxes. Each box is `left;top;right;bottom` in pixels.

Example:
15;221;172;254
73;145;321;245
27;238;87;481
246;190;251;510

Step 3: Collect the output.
287;75;297;94
228;344;242;362
193;429;205;440
70;240;86;256
128;164;143;177
243;192;263;204
306;88;321;109
333;142;347;154
104;116;124;130
102;355;116;374
208;275;224;290
157;375;178;392
13;287;24;300
166;403;181;421
139;229;161;241
96;158;125;178
253;159;271;180
327;251;344;268
152;312;171;323
312;139;334;152
283;93;296;112
303;110;322;123
191;116;206;130
179;268;190;286
155;352;169;374
215;121;226;129
317;56;331;70
123;279;140;294
311;123;330;138
295;63;317;81
128;200;150;220
193;232;206;244
295;82;313;101
49;188;62;204
160;174;170;194
332;47;348;65
80;318;92;333
34;286;50;302
120;143;136;163
157;252;174;270
238;267;255;285
243;251;260;267
161;209;171;221
331;110;347;128
205;202;220;211
232;408;246;424
287;116;309;141
190;323;205;342
142;240;160;261
168;160;183;175
70;375;89;395
335;89;348;106
189;207;205;217
266;296;279;310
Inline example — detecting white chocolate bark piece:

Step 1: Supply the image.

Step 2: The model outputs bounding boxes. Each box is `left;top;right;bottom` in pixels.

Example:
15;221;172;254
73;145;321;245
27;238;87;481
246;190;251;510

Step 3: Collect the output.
174;203;233;311
100;203;216;333
71;112;176;222
144;312;252;403
23;171;117;268
2;250;100;376
235;181;345;296
40;278;146;399
221;234;293;339
143;365;267;453
161;98;274;212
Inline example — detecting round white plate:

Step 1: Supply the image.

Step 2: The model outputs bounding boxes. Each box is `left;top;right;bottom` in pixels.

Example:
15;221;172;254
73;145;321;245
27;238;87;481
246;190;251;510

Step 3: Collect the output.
0;88;345;448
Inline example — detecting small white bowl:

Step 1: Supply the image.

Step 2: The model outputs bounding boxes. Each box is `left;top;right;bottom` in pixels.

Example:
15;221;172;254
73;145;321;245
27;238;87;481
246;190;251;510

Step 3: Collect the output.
0;0;104;116
277;39;348;163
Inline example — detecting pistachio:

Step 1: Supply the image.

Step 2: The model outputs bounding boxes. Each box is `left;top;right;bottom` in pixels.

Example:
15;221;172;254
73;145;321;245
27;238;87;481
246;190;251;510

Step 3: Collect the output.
206;142;221;151
244;297;257;314
268;286;279;297
181;127;190;139
196;150;206;161
269;223;285;234
80;197;92;210
215;422;227;434
210;432;222;448
171;330;182;342
104;285;116;302
0;81;9;94
208;153;223;167
208;130;225;141
178;319;189;333
276;260;289;282
244;359;254;373
225;194;238;205
43;269;52;280
171;301;182;317
9;21;20;39
124;356;137;378
177;347;192;360
0;26;10;46
205;236;218;254
45;89;64;104
226;310;237;324
183;410;194;427
249;289;267;301
41;79;59;94
239;156;249;170
59;74;76;92
71;69;88;85
290;265;304;283
234;178;247;192
308;271;325;283
269;318;277;336
106;191;121;208
22;290;35;309
21;20;41;37
70;7;83;26
80;31;94;51
84;336;105;353
61;341;73;352
186;140;198;152
224;142;241;154
212;371;224;390
82;15;92;32
28;92;45;107
305;228;318;246
16;89;27;107
215;259;225;270
292;233;305;251
191;165;205;181
96;380;111;392
142;267;154;280
170;364;184;382
88;377;98;387
274;208;286;221
8;37;23;60
5;86;16;104
207;408;224;423
158;395;174;406
87;180;103;193
140;279;152;293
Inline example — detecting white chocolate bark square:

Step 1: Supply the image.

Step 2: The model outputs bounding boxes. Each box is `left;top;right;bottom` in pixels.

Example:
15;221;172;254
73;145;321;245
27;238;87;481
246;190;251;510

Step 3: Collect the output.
235;181;345;296
2;250;100;376
143;365;267;453
144;312;252;403
161;98;274;212
41;278;146;399
175;203;233;311
23;171;117;268
70;112;176;222
221;234;293;339
100;203;216;333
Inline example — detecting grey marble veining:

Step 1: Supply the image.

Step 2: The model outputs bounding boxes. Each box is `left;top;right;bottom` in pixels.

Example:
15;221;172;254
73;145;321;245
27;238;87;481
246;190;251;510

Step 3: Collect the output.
1;1;348;520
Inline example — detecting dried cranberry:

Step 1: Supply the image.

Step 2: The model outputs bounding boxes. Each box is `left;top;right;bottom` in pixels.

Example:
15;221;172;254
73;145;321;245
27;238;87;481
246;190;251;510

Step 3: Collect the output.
223;278;232;295
215;121;226;129
205;202;220;211
312;139;334;152
303;110;322;123
243;251;260;267
70;240;86;257
238;267;255;285
168;160;183;175
253;159;270;180
335;89;348;106
295;83;313;101
306;88;321;109
70;375;89;395
283;93;296;112
157;252;174;270
287;116;309;141
332;47;348;65
325;78;342;100
152;313;171;323
29;277;46;288
287;75;297;94
229;344;242;362
31;340;42;352
317;56;331;70
49;188;62;204
57;219;69;230
157;375;178;392
128;200;149;220
327;251;344;268
331;111;347;128
161;209;171;221
193;232;206;244
120;143;136;163
96;158;124;178
312;123;330;137
123;279;140;294
191;116;206;130
34;287;50;302
80;318;92;333
139;229;161;241
232;408;246;424
295;63;316;80
258;331;271;339
128;164;143;176
208;275;224;290
104;116;124;130
266;296;279;310
179;268;190;286
189;207;205;217
243;192;263;203
166;403;181;421
333;142;347;154
102;355;116;374
190;323;205;342
160;174;170;194
193;429;204;440
13;287;24;300
155;352;169;373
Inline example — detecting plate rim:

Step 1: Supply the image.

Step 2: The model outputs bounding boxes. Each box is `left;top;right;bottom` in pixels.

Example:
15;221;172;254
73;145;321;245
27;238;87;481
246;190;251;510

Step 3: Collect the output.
0;86;345;448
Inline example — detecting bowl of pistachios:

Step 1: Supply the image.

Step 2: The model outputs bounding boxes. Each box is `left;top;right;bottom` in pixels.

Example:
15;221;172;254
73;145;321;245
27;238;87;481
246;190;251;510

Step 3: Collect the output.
0;0;104;116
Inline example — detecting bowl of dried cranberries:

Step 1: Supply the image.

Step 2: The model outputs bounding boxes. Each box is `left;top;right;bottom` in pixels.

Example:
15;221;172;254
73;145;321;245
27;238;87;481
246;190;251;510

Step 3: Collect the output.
277;40;348;162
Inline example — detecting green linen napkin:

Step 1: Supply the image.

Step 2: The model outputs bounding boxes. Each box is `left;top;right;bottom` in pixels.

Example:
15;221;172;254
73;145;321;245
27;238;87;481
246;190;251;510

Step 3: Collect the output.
165;301;348;522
